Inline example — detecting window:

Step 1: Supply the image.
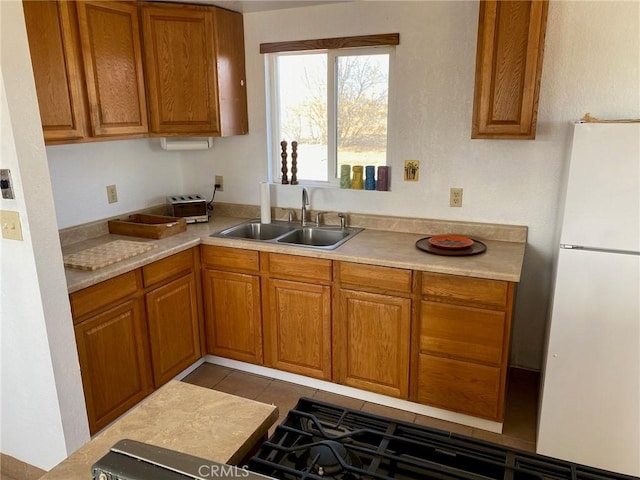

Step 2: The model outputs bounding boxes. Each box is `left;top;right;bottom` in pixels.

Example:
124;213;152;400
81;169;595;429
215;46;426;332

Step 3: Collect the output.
268;47;392;185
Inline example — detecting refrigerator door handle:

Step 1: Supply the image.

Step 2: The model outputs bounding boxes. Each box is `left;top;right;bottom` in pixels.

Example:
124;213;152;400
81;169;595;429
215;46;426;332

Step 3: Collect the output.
560;244;583;249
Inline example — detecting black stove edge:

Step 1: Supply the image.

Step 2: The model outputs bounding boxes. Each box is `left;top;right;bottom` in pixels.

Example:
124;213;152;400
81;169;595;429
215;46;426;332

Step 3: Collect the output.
249;396;638;480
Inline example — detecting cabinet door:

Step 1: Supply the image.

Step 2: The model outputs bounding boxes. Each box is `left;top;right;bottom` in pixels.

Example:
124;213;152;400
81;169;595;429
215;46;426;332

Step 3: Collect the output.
202;269;262;364
471;0;548;139
141;4;220;135
23;0;86;142
76;1;148;136
266;279;331;380
214;7;248;136
334;289;411;398
74;299;153;434
145;273;201;387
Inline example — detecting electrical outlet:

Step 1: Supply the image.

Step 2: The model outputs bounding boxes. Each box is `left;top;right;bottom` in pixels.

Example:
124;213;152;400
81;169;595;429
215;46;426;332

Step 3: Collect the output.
450;188;463;207
215;175;223;192
106;184;118;204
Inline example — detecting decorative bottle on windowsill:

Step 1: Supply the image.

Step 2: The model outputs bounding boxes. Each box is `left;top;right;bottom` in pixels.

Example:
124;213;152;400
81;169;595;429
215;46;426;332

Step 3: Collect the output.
351;166;363;189
340;164;351;189
365;165;376;190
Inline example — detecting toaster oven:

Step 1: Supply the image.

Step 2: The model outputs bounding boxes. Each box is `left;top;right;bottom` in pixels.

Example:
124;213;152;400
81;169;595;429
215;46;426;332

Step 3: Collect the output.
166;194;209;223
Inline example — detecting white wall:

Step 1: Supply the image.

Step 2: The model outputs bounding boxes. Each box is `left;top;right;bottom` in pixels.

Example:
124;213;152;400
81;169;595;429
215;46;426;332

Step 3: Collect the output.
47;140;184;229
0;0;90;470
181;0;640;369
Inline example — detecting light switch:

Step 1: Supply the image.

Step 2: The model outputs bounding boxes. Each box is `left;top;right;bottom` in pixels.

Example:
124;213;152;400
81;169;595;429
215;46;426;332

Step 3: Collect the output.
1;169;15;199
1;210;24;241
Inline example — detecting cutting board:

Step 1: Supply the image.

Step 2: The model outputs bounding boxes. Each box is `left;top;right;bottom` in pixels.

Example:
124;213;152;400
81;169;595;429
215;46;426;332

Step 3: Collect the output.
64;240;156;271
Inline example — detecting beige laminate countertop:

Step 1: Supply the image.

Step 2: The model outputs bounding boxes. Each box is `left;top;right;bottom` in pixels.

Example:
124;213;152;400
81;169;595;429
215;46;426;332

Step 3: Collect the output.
63;215;526;293
40;381;278;479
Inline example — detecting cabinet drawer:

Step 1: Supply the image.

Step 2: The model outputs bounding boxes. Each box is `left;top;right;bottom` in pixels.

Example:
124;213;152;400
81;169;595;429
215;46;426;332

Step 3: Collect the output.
420;301;505;365
201;245;259;273
143;249;193;287
421;272;508;309
70;270;141;321
338;262;412;294
267;253;332;284
417;354;501;420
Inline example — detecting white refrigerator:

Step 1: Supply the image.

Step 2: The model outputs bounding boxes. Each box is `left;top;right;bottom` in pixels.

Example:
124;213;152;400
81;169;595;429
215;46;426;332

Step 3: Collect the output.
537;122;640;476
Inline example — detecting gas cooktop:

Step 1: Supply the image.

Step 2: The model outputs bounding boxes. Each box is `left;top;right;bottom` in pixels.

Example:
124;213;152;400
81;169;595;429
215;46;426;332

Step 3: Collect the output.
248;397;634;480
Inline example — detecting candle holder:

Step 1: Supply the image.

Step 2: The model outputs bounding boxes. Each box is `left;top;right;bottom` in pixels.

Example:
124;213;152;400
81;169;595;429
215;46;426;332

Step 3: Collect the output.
290;141;298;185
280;140;289;184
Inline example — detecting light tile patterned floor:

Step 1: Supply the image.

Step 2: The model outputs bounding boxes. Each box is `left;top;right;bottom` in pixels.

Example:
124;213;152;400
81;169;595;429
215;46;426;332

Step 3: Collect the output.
183;364;540;452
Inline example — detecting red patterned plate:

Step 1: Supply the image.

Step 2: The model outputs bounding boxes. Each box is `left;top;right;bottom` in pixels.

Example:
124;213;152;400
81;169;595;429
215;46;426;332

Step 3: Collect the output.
428;235;474;250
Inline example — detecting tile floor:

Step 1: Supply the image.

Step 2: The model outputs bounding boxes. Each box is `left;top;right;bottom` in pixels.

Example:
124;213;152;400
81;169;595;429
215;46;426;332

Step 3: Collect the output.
183;363;540;453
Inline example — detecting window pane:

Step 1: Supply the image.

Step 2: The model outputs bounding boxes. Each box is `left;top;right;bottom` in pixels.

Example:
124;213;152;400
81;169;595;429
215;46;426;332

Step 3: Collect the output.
336;54;389;177
277;54;328;181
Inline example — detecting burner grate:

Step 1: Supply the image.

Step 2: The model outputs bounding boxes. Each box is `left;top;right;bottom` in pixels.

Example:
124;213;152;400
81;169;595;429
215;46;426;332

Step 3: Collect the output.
248;398;635;480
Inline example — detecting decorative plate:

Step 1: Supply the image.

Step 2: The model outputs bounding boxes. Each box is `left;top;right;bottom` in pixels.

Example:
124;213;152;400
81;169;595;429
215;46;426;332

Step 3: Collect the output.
416;237;487;256
428;235;474;250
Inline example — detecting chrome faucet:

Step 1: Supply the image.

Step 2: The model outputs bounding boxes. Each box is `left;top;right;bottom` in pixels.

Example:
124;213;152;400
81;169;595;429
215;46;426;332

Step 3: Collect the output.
301;188;309;226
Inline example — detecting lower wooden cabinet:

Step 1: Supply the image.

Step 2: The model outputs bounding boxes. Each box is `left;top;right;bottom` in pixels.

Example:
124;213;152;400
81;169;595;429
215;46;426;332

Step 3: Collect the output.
201;246;263;364
416;272;514;421
334;262;413;399
145;273;201;387
264;264;332;380
202;269;263;364
74;297;154;433
196;246;517;423
334;289;411;398
71;248;202;434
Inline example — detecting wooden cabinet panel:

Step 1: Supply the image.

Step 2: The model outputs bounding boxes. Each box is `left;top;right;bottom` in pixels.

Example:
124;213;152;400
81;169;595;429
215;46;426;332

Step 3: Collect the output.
141;3;220;135
266;253;332;284
420;301;505;365
202;269;262;364
214;7;248;136
23;0;87;142
146;273;201;387
472;0;548;139
201;245;259;273
76;0;148;136
142;250;193;287
417;354;501;419
421;272;508;309
70;270;140;321
334;289;411;398
266;278;331;380
338;262;412;294
74;298;153;433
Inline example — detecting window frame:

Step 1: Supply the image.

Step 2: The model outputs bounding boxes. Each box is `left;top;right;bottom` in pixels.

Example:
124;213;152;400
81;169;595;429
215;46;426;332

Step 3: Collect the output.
267;46;395;187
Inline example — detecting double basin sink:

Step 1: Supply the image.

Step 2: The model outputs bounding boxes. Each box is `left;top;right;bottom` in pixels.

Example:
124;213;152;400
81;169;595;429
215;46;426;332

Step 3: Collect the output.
212;219;363;250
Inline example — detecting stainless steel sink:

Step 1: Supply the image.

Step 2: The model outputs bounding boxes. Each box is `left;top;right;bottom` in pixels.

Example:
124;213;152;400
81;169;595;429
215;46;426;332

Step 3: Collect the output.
211;220;362;250
216;220;295;240
276;227;350;248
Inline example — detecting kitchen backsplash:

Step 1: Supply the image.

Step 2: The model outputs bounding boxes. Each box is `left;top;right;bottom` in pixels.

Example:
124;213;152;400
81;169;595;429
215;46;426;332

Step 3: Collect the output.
59;202;527;247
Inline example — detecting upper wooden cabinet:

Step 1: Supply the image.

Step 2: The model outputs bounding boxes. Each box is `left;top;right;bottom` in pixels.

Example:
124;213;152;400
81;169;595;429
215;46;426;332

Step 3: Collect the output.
23;1;87;142
23;0;248;143
76;1;148;137
471;0;549;139
140;2;248;136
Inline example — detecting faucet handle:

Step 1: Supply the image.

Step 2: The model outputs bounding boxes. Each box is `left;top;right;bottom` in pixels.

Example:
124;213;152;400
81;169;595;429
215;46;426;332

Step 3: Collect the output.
314;211;328;227
287;209;296;223
337;212;347;230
